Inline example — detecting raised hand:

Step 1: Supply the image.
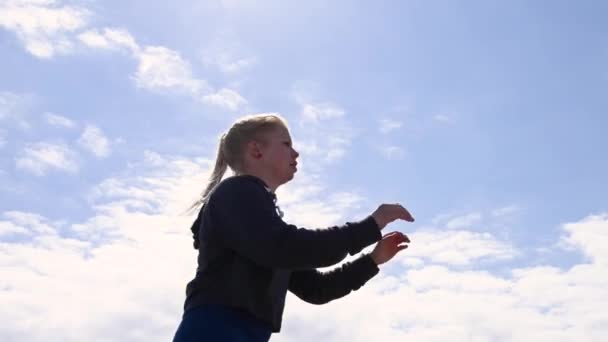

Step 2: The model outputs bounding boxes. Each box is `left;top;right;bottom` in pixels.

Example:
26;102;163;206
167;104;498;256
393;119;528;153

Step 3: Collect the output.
370;231;410;265
371;203;414;230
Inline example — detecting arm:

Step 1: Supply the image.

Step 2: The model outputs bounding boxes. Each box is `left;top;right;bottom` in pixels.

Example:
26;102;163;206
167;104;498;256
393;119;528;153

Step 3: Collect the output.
210;177;382;270
287;254;379;305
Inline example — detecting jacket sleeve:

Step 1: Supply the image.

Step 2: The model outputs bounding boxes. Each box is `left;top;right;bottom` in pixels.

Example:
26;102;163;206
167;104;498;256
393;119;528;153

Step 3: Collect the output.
209;177;382;270
288;254;379;304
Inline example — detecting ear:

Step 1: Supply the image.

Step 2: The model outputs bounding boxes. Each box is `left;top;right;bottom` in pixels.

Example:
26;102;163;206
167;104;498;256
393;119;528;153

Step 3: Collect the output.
247;140;263;159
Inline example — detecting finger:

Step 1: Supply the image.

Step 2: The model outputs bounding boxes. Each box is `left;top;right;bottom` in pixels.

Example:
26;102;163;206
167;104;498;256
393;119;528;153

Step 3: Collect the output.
383;231;400;239
395;233;407;244
396;205;414;222
402;208;414;222
390;232;408;244
397;244;408;251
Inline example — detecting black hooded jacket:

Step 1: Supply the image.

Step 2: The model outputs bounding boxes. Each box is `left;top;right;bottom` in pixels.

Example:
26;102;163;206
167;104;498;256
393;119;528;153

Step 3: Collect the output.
182;175;382;332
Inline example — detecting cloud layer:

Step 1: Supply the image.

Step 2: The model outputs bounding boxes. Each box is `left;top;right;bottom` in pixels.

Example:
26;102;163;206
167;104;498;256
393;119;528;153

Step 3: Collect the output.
2;149;607;341
1;1;247;111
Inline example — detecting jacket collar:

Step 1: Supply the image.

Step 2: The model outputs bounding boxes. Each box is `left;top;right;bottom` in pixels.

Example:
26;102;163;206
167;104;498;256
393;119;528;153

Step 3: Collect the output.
234;174;283;217
234;174;275;196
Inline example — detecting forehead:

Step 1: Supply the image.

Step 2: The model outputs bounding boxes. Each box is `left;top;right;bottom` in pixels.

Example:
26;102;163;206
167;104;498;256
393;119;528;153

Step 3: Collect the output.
266;125;291;140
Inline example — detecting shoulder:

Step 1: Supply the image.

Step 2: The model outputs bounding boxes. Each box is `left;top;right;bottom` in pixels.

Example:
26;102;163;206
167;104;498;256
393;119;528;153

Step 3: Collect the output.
210;175;272;203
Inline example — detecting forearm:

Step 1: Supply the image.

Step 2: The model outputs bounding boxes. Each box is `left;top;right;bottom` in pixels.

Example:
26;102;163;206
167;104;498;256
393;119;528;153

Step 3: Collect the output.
288;254;379;304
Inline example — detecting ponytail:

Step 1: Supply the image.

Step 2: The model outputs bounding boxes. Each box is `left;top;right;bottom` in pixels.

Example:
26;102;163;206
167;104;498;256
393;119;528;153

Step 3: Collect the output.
188;134;228;249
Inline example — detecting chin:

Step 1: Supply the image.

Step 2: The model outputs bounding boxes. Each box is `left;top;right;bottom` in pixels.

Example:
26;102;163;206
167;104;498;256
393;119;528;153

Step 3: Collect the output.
284;173;295;182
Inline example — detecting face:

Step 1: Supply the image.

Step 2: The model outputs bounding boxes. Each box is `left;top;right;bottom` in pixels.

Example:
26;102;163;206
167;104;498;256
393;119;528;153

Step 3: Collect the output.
254;125;299;186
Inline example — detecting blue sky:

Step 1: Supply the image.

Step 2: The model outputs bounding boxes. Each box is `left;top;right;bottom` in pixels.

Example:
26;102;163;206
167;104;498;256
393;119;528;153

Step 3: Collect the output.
1;1;607;341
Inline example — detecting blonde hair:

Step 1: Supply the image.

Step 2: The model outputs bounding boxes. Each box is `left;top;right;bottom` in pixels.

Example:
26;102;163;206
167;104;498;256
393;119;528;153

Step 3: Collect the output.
189;113;288;248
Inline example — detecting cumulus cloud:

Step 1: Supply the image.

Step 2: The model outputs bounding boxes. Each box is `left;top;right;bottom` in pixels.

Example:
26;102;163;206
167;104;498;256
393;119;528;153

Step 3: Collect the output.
77;27;138;52
275;214;608;342
561;213;608;264
1;1;247;111
78;124;110;158
15;141;78;175
291;95;354;166
492;205;521;218
133;46;206;95
402;229;516;266
0;211;55;237
0;91;32;128
0;154;205;341
79;27;248;111
201;88;247;111
132;46;246;110
301;103;345;123
0;150;370;341
2;148;608;341
0;0;89;58
277;172;365;229
445;212;483;230
44;112;75;128
201;40;257;74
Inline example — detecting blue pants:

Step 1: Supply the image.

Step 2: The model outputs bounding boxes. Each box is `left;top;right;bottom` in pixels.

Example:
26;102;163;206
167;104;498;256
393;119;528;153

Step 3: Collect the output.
172;304;272;342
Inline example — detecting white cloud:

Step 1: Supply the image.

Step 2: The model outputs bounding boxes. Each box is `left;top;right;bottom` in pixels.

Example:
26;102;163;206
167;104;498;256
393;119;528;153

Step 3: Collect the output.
276;214;608;342
403;229;516;266
561;213;608;264
114;40;246;111
301;103;345;123
2;148;608;340
78;124;110;158
0;153;206;341
445;212;483;229
277;172;365;228
77;27;138;52
379;118;403;133
0;150;368;341
201;41;257;73
0;220;29;236
201;88;247;111
44;112;74;128
2;0;247;111
15;141;78;175
291;97;354;165
294;130;352;165
492;205;521;218
130;45;246;110
1;211;55;236
0;0;89;58
133;46;206;95
0;91;35;132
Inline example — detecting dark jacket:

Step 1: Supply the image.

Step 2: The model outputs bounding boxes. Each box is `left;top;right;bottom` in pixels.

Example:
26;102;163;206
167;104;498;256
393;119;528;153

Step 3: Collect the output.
182;175;382;332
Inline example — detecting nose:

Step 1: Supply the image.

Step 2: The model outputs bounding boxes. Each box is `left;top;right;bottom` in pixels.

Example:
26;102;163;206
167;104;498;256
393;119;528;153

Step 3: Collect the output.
292;148;299;159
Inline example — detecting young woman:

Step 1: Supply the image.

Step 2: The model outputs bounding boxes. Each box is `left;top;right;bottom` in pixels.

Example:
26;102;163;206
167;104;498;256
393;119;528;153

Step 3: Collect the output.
173;113;414;341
